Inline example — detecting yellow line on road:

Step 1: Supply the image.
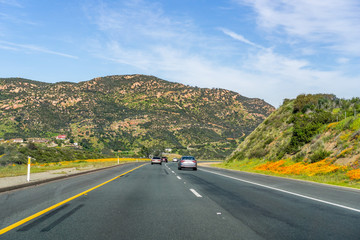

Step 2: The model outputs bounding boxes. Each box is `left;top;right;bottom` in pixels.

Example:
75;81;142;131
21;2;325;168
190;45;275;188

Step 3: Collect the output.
0;163;146;235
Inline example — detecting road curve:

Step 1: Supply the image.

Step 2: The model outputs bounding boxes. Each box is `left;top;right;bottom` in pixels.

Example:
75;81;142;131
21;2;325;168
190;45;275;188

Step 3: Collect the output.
1;162;359;239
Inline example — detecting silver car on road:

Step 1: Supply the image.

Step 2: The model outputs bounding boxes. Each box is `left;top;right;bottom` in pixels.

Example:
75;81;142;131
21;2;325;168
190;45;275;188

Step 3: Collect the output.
151;156;162;165
178;156;197;171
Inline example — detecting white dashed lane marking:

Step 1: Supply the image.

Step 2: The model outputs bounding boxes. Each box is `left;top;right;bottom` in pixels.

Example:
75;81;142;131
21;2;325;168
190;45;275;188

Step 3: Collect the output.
168;164;203;198
190;188;202;198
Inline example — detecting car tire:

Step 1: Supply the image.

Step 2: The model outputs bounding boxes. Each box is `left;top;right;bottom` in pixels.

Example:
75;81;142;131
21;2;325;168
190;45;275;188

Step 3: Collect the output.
193;168;197;171
160;163;162;165
151;162;153;165
178;167;181;170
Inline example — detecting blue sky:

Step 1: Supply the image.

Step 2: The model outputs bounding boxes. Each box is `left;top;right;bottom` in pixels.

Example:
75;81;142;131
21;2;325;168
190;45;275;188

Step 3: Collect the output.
1;0;360;107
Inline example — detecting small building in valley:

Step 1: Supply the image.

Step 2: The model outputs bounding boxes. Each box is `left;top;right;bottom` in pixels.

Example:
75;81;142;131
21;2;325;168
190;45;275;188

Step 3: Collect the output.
28;138;49;143
56;135;67;140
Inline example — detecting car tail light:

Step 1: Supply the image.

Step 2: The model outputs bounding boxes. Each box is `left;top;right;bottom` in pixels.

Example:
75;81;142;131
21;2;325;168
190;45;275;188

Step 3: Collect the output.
192;161;196;163
181;160;185;163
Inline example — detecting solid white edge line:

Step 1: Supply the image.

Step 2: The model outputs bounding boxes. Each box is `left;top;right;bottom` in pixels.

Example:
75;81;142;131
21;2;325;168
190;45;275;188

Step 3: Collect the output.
190;188;202;198
177;176;181;180
200;168;360;213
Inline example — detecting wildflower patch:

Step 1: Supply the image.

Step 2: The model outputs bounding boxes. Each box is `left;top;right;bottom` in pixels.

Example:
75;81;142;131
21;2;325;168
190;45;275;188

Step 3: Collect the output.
255;159;345;176
347;169;360;180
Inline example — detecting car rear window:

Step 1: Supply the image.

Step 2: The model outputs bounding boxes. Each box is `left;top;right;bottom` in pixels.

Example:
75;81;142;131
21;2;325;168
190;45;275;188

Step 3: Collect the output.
182;157;195;160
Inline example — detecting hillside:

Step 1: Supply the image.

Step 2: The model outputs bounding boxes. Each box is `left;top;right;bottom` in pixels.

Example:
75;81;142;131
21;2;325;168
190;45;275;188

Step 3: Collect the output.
229;94;360;167
0;75;274;159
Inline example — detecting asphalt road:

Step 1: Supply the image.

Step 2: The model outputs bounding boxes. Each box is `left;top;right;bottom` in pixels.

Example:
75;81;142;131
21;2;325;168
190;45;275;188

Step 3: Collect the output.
1;162;360;240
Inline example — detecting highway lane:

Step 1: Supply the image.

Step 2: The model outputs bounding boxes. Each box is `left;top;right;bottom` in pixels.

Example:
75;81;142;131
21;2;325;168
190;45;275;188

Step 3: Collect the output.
181;165;360;239
0;162;144;230
1;162;360;239
199;166;360;210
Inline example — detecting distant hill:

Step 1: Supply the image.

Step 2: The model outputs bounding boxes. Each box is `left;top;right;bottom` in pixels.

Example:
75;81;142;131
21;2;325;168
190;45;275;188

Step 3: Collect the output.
0;75;274;159
229;94;360;166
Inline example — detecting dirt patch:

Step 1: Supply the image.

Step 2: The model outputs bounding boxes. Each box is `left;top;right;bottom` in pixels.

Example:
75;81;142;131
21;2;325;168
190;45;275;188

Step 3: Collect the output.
325;141;337;152
335;154;360;166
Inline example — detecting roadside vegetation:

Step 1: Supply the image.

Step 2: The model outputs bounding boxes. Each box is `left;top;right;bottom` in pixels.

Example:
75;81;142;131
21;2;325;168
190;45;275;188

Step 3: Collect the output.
214;158;360;189
0;142;112;166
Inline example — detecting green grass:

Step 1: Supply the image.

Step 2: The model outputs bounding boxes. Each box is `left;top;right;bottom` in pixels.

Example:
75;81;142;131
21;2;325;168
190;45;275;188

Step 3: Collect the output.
350;116;360;130
212;159;360;189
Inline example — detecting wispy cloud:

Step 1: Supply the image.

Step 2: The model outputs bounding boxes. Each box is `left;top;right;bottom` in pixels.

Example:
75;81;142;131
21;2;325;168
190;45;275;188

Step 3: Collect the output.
236;0;360;55
219;28;265;49
0;44;17;51
0;12;37;25
0;41;78;59
0;0;22;8
85;0;210;70
86;0;197;46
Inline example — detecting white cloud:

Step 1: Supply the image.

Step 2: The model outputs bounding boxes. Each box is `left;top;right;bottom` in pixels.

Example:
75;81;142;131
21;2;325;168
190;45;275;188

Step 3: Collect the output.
219;28;265;49
0;12;37;25
87;0;197;47
0;44;17;51
0;0;22;7
237;0;360;55
337;57;350;64
242;49;360;104
0;41;78;59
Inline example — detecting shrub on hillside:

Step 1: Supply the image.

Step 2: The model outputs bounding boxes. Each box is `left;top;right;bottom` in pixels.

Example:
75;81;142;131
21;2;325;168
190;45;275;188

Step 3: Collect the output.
286;110;333;154
228;151;245;162
0;146;5;155
309;149;331;163
293;94;335;114
293;151;306;162
250;147;268;159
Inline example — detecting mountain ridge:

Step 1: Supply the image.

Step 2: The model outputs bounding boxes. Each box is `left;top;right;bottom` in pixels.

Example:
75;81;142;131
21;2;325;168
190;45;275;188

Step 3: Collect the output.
0;74;274;159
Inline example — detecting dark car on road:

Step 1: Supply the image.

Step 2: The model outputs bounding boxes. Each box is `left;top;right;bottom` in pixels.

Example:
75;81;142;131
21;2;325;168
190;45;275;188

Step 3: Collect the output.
151;156;162;165
161;157;168;163
178;156;197;170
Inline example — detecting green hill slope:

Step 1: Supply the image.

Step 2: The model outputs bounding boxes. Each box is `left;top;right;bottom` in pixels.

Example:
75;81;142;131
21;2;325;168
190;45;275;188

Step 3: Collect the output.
229;94;360;166
0;75;274;159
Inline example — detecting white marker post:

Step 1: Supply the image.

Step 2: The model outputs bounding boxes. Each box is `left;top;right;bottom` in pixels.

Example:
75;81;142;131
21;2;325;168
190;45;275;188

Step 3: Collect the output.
27;156;31;182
